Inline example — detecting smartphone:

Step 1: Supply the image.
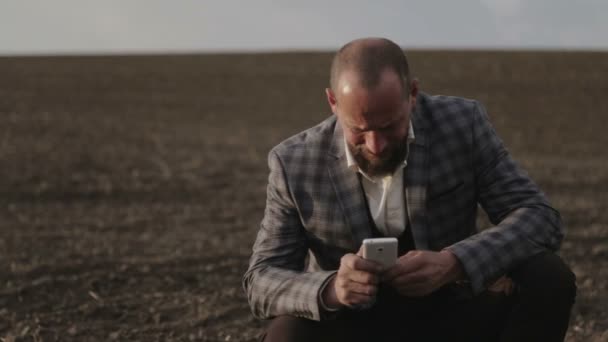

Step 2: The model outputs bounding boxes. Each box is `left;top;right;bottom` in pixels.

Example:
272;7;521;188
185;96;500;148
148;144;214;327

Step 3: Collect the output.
362;237;398;269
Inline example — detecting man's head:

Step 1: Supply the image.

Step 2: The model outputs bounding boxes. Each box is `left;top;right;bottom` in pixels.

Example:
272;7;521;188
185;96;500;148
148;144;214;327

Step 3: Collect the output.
326;38;419;177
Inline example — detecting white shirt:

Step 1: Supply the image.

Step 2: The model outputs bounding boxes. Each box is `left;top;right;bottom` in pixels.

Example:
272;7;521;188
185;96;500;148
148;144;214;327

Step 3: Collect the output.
344;122;415;237
318;122;416;312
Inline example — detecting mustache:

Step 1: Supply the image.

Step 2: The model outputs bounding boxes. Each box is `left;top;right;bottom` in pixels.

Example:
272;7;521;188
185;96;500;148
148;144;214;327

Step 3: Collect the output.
354;146;392;159
348;140;408;177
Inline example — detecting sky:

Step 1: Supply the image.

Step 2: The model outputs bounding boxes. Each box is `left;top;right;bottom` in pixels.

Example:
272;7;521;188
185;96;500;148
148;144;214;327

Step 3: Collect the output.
1;0;607;55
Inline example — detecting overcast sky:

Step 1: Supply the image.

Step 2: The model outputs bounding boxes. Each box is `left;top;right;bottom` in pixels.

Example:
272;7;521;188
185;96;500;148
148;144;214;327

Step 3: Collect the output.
1;0;606;55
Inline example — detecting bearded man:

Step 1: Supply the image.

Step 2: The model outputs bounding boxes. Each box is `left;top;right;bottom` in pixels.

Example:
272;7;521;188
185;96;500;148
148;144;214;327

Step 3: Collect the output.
243;37;576;341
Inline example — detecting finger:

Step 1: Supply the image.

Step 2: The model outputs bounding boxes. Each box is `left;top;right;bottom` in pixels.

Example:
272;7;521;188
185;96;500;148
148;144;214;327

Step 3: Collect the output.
341;292;375;308
385;268;438;297
382;265;401;283
488;276;510;293
505;282;513;296
388;270;427;288
337;264;379;287
505;278;515;295
335;278;376;305
383;251;427;281
398;251;426;273
344;281;378;297
383;261;422;283
341;253;383;274
347;269;380;285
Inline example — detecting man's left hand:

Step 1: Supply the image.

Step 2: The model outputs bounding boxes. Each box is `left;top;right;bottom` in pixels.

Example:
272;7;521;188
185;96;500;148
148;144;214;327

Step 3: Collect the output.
382;250;464;297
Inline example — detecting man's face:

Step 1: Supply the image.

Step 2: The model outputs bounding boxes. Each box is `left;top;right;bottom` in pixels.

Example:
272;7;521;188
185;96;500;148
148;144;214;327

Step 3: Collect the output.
327;69;418;177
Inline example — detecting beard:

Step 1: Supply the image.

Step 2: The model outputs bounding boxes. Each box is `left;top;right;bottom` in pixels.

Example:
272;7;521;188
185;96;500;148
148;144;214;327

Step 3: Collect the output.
348;139;409;177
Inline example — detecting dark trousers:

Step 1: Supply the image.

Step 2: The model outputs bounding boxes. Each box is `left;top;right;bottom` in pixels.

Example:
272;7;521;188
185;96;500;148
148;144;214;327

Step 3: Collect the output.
260;251;576;342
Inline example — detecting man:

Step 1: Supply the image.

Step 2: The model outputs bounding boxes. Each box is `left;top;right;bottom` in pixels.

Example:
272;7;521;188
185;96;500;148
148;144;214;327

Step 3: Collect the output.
243;38;576;341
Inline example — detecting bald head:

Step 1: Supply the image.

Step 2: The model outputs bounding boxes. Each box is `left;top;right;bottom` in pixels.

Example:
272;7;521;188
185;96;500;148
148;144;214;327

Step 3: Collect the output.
329;38;411;96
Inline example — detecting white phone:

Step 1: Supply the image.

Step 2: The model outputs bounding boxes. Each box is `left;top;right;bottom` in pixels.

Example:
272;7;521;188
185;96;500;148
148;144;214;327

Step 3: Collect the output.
362;237;398;269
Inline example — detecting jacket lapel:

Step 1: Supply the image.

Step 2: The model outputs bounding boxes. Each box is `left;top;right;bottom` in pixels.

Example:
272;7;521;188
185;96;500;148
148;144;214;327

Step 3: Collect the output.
326;108;430;251
327;122;372;250
405;105;430;250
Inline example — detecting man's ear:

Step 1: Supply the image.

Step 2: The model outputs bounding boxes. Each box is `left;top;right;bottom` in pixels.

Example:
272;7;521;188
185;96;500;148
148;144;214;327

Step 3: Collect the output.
408;78;419;107
325;88;338;115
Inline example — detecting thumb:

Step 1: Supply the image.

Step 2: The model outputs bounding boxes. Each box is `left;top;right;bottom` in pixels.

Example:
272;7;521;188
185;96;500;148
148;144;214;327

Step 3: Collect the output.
357;244;364;258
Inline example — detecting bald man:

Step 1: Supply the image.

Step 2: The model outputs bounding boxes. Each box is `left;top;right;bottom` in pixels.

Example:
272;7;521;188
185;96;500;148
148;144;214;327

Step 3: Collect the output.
243;38;575;341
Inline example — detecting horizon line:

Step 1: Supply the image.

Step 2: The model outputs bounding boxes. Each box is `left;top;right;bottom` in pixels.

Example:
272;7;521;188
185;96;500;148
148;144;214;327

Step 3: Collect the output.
2;45;608;58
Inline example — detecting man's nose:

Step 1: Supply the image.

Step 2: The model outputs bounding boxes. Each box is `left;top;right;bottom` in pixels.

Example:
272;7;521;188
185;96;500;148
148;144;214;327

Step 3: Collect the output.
365;132;387;155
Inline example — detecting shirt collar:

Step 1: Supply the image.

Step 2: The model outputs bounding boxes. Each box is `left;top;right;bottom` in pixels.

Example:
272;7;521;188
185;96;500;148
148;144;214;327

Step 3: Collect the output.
344;121;415;182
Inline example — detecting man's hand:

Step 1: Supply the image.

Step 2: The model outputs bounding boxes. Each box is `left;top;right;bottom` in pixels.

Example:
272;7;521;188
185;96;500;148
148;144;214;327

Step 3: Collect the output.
382;250;464;297
487;275;516;296
322;249;383;309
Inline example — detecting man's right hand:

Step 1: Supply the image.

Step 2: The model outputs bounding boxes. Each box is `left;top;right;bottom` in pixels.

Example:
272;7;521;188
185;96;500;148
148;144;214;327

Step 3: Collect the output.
322;249;383;309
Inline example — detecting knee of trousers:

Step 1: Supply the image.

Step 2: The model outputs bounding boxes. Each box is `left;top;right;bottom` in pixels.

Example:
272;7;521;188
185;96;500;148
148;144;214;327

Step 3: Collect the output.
510;251;577;305
261;316;320;342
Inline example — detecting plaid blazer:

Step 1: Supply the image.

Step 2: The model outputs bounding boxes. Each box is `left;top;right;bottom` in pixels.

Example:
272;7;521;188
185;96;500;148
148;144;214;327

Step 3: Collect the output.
243;93;563;321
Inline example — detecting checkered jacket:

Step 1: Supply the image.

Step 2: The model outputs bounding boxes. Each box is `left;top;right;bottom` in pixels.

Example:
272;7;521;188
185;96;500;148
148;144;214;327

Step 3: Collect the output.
243;93;563;321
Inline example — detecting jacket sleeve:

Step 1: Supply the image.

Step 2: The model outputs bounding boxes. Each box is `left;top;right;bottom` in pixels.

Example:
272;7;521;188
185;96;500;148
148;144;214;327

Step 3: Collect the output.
242;149;336;321
445;101;564;294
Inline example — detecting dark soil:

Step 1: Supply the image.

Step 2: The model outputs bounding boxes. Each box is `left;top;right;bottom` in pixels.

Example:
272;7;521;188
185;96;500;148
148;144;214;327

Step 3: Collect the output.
0;51;606;341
